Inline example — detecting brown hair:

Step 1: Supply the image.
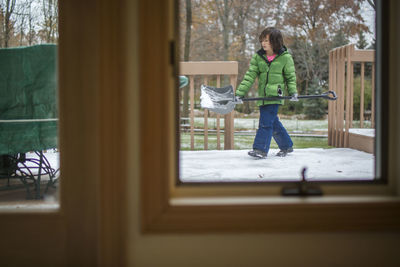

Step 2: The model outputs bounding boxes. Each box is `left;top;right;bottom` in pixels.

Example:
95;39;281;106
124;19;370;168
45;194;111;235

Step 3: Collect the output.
259;27;284;54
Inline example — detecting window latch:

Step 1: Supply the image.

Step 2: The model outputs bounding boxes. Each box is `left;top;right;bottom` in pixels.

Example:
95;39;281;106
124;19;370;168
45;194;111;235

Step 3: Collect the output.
281;167;323;196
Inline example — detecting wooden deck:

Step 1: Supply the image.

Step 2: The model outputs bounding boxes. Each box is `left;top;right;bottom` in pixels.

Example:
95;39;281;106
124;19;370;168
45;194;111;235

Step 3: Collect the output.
328;44;375;154
349;128;375;154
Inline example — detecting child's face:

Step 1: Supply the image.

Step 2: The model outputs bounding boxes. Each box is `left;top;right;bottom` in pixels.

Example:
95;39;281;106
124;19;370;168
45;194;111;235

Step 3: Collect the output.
261;35;272;53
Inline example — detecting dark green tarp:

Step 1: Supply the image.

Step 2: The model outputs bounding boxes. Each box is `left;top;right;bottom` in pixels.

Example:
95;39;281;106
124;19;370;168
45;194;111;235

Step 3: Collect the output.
0;44;58;155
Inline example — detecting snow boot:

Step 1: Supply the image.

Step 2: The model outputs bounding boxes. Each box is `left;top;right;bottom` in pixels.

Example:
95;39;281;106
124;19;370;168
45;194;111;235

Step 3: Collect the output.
248;149;267;159
276;147;293;157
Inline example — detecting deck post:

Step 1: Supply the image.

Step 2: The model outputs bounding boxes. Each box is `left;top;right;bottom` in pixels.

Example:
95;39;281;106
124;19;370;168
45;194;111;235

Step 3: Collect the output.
180;61;238;150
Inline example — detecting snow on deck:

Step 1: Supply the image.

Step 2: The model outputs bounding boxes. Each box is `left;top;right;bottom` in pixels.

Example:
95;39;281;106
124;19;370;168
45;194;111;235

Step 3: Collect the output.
180;148;374;182
349;128;375;137
20;148;374;184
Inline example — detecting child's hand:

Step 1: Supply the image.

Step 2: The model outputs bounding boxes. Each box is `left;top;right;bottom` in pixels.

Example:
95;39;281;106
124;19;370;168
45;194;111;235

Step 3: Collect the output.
235;95;243;103
290;93;298;102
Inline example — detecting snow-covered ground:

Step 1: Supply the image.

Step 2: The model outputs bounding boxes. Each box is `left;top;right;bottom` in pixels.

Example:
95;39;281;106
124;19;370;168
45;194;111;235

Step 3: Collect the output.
180;148;374;182
179;117;375;182
22;147;375;184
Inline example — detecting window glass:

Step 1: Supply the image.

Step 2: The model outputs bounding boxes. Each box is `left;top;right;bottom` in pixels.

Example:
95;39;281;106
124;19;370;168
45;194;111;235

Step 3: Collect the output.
0;0;59;206
178;0;377;183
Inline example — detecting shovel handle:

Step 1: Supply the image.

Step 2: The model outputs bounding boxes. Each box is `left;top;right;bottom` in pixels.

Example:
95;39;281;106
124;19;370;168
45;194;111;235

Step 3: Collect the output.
322;90;337;100
241;90;338;102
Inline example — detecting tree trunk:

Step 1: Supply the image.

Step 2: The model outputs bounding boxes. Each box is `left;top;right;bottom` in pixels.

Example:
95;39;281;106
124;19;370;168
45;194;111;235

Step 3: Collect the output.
214;0;231;86
222;0;229;61
184;0;191;61
19;16;25;46
4;0;16;47
182;0;192;118
235;4;250;113
42;0;57;43
28;5;34;45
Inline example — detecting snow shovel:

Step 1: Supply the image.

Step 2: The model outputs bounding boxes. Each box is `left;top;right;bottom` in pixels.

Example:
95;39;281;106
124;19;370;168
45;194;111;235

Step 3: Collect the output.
200;84;337;115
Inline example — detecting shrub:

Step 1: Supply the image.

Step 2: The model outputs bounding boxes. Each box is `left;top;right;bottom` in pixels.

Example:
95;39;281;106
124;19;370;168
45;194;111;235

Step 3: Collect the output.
303;78;327;119
352;76;372;120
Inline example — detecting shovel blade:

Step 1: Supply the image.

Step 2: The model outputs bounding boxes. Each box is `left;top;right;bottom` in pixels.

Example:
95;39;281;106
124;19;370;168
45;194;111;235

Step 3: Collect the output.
200;85;236;115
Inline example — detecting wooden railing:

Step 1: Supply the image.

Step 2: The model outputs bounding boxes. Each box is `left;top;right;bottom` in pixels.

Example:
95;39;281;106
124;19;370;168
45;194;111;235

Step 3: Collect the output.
180;61;238;150
328;44;375;148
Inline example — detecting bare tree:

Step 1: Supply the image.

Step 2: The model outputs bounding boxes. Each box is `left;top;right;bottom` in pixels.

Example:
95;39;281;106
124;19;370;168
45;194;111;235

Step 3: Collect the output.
27;0;37;45
40;0;57;43
182;0;192;118
184;0;192;61
1;0;16;47
0;6;4;45
0;0;59;47
231;0;253;113
214;0;232;61
16;0;34;45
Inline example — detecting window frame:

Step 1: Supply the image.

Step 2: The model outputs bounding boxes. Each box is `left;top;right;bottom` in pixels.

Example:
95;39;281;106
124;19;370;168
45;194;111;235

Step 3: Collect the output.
139;0;400;233
176;0;388;186
1;0;129;264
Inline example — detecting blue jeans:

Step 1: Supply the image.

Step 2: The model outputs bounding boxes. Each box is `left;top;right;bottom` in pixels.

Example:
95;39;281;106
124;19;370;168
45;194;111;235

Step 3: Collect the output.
253;104;293;155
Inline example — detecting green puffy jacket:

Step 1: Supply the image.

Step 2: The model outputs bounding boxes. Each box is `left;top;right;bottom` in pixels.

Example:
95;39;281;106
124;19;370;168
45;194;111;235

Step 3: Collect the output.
236;46;297;106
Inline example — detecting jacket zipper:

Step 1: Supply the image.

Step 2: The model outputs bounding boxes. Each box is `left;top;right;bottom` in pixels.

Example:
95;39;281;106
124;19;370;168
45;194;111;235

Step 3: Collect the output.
263;65;270;106
261;53;282;105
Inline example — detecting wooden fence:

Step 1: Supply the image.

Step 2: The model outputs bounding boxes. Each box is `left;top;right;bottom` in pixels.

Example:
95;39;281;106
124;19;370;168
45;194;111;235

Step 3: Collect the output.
180;61;238;150
328;44;375;153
